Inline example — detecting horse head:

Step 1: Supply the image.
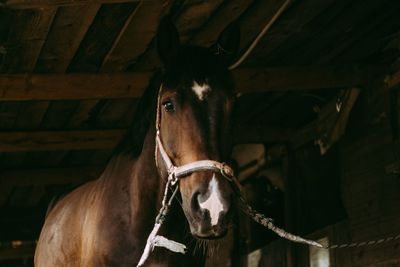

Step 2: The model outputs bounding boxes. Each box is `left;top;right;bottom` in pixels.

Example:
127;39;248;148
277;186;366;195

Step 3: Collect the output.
155;16;240;239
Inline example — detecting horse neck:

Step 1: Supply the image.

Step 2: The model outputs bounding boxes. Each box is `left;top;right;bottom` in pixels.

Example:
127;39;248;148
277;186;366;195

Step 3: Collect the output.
134;124;190;245
100;117;197;264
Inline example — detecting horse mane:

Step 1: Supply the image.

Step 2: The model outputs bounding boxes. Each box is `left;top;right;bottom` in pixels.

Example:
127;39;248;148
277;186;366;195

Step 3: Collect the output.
114;70;162;157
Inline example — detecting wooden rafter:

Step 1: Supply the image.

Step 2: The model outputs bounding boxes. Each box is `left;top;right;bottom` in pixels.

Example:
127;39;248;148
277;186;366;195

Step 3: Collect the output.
0;166;102;186
0;7;56;73
0;7;57;204
0;129;125;152
3;0;140;9
190;0;255;47
0;72;152;101
290;88;361;150
234;66;382;93
101;0;164;72
36;5;101;73
0;125;288;152
0;66;380;101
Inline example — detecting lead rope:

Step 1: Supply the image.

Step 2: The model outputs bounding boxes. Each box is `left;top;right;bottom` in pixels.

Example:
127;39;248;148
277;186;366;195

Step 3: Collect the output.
221;170;324;248
323;234;400;249
236;191;400;250
222;170;400;250
238;197;323;248
136;177;187;267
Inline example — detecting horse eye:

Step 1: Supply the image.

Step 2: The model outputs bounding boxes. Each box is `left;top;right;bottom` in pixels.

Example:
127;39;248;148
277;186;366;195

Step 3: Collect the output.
162;100;175;112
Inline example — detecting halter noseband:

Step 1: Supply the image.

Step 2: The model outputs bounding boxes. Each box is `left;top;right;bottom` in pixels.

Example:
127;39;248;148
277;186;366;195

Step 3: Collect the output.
154;85;239;189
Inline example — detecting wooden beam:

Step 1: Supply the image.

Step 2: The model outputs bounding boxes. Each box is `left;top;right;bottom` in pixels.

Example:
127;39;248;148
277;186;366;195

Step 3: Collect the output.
36;5;101;73
234;66;381;93
0;124;288;152
0;7;56;204
245;0;336;65
3;0;140;9
0;166;102;186
0;129;125;152
189;0;255;47
0;72;152;101
101;0;164;72
0;7;56;72
290;88;360;150
0;66;380;101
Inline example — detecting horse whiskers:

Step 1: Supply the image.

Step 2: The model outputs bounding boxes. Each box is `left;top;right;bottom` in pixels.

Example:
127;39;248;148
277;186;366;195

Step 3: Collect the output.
192;238;208;256
205;239;221;258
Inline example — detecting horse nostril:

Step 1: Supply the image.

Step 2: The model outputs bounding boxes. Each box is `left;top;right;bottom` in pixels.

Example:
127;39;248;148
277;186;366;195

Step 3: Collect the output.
191;191;201;214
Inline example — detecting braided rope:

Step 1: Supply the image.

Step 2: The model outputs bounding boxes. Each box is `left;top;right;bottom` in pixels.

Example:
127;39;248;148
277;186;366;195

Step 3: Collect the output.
238;196;323;248
325;234;400;249
137;181;185;267
238;194;400;250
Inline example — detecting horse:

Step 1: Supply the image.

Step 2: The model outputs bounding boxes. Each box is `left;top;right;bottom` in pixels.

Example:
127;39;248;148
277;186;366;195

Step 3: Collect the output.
34;16;240;266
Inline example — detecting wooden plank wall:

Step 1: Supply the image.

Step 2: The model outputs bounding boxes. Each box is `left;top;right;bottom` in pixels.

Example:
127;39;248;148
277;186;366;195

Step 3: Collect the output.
336;77;400;267
244;73;400;267
293;78;400;266
284;78;400;267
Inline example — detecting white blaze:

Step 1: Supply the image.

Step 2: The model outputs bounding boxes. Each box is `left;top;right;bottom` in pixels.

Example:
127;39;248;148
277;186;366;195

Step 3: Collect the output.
192;81;211;101
199;175;224;226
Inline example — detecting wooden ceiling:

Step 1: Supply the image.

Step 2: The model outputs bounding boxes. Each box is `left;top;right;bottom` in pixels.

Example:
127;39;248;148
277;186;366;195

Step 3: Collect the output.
0;0;400;259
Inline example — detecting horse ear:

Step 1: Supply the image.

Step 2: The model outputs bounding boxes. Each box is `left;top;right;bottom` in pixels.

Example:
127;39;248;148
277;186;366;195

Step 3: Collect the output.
214;22;240;64
157;16;180;67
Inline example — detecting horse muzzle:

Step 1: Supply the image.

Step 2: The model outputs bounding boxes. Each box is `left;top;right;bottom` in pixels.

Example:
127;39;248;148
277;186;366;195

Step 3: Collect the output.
182;172;233;239
155;133;237;239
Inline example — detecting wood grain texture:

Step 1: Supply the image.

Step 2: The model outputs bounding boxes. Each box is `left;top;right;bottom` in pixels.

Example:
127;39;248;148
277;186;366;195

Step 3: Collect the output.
0;129;125;152
35;4;101;73
0;8;56;198
67;2;138;72
4;0;139;9
101;0;165;72
245;0;336;66
0;66;379;101
0;124;290;152
0;166;101;186
233;0;285;57
0;72;152;100
0;8;56;73
189;0;255;47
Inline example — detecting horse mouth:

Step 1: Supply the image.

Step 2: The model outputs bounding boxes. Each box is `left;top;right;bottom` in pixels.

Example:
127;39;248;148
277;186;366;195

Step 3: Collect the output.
192;228;228;240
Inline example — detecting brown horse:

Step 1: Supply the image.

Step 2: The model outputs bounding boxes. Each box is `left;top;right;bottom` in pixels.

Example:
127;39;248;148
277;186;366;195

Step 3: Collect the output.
35;17;240;267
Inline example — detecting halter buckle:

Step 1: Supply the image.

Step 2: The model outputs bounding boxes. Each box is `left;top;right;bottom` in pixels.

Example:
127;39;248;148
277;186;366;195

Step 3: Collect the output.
220;163;234;180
